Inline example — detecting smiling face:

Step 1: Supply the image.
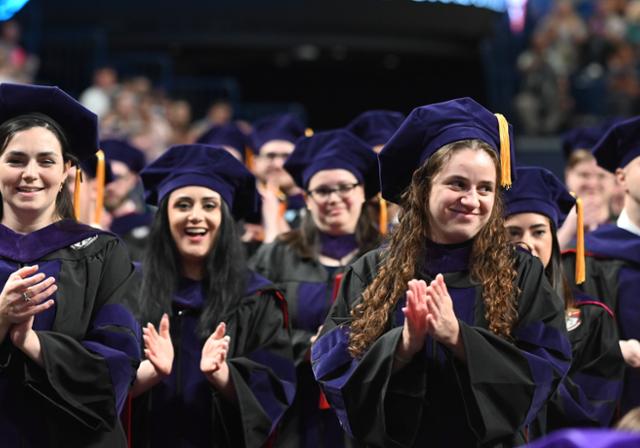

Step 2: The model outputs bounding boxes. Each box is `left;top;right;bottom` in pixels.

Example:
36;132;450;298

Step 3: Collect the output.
427;147;497;244
167;186;222;266
305;168;366;235
504;212;554;268
0;126;69;226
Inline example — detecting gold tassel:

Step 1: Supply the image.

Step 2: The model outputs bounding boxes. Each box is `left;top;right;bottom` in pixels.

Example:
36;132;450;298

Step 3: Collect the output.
93;150;106;226
378;194;388;236
494;113;512;188
245;146;254;171
73;166;83;220
572;193;586;285
304;127;314;137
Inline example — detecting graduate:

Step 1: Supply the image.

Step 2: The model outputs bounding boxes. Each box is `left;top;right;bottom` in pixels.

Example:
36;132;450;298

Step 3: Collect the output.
130;144;296;447
101;138;153;261
196;122;249;163
250;129;381;448
504;166;623;431
250;113;308;242
346;109;406;233
345;109;405;153
557;125;617;249
311;98;572;447
563;116;640;415
0;83;141;446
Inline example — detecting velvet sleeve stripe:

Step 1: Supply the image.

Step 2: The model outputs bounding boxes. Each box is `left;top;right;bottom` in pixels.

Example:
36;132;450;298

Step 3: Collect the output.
513;321;572;425
245;349;297;431
311;326;358;437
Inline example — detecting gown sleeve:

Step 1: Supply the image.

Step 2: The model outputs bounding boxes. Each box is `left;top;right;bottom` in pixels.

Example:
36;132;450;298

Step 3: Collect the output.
214;288;296;447
312;251;572;447
547;303;624;429
23;237;141;431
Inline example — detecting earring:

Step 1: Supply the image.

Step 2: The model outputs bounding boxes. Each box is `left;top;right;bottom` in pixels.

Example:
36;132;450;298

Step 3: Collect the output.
59;183;65;192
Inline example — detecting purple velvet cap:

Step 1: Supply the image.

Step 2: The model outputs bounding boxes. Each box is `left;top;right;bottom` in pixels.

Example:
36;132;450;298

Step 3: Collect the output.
378;97;516;203
346;110;405;147
141;144;259;221
100;139;146;173
0;82;98;162
504;166;575;229
592;116;640;172
196;123;249;160
284;129;379;198
250;113;306;154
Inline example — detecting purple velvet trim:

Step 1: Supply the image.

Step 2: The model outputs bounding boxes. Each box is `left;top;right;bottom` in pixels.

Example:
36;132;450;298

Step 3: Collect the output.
90;303;143;350
296;282;331;332
109;212;153;237
584;224;640;265
623;367;640;415
81;341;135;414
245;349;296;432
173;278;205;310
0;220;107;263
449;286;475;326
245;271;273;297
557;373;621;426
618;267;640;340
318;232;358;260
526;428;640;448
513;321;572;425
311;326;357;437
423;239;472;275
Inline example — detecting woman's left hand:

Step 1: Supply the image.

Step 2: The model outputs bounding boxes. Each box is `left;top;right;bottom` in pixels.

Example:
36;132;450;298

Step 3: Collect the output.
9;316;43;366
425;274;465;360
201;322;231;386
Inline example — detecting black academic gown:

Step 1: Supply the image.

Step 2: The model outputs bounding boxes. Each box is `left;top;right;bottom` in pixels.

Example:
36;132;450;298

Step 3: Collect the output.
250;239;359;448
563;223;640;415
546;293;624;431
0;220;141;447
312;242;572;448
130;271;296;448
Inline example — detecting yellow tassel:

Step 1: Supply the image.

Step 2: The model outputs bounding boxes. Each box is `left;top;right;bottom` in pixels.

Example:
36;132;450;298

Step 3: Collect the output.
571;193;586;285
245;146;254;171
304;127;314;137
378;194;388;236
494;113;512;188
73;166;83;220
93;150;106;226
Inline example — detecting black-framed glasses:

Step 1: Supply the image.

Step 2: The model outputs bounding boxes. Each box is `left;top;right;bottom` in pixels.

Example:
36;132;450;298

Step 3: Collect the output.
259;152;291;161
307;183;360;201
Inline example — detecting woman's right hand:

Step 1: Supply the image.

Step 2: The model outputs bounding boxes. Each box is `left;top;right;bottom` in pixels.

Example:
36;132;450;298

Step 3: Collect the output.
143;313;174;377
0;265;56;328
398;279;430;360
620;339;640;368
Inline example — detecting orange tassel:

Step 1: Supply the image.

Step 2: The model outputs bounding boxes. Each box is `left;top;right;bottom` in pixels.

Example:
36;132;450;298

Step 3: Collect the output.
378;194;388;236
494;113;512;188
93;150;106;226
572;194;586;284
73;166;83;220
245;146;254;171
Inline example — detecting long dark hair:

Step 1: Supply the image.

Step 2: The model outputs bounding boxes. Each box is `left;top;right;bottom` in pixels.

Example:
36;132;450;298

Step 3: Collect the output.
138;197;248;339
546;223;576;310
0;113;76;220
278;201;381;259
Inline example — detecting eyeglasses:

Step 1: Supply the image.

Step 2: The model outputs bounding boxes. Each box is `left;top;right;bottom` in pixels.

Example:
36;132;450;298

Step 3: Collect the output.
307;183;360;201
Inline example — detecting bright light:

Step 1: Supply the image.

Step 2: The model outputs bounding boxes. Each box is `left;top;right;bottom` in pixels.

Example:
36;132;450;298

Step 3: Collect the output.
0;0;30;21
411;0;507;13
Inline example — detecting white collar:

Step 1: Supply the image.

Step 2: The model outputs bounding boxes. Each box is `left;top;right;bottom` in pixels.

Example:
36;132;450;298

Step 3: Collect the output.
617;209;640;237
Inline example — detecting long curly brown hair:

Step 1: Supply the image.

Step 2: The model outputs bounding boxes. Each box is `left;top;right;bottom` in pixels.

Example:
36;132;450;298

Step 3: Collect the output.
348;139;519;358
